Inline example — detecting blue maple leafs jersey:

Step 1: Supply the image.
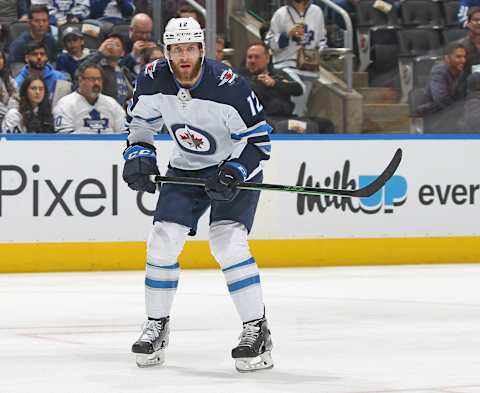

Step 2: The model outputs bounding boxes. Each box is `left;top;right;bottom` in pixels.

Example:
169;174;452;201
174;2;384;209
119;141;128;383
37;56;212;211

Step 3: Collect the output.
126;59;272;179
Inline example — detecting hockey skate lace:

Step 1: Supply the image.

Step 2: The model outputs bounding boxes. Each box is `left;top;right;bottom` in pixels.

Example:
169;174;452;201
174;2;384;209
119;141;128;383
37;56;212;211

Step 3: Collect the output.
238;323;260;347
140;320;162;343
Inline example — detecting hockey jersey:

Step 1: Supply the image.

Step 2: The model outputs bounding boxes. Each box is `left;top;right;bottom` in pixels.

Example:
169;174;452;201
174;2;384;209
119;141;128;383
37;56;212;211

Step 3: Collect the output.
266;1;327;69
127;59;272;178
458;0;480;24
53;91;126;134
31;0;90;23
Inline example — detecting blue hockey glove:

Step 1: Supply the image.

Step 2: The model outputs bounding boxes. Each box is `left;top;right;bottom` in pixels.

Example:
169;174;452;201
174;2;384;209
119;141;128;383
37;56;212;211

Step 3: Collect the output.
122;143;160;194
205;162;247;202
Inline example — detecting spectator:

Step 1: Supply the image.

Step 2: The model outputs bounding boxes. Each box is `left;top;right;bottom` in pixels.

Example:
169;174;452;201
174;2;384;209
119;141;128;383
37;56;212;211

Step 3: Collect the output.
89;0;135;22
460;7;480;78
121;13;155;75
0;50;17;127
240;42;303;118
1;75;53;133
8;5;58;64
82;34;134;106
419;42;467;132
53;62;125;133
0;0;29;23
266;0;327;116
240;42;334;133
176;4;204;28
463;71;480;131
56;26;91;80
31;0;89;26
15;42;71;107
458;0;480;26
138;46;164;72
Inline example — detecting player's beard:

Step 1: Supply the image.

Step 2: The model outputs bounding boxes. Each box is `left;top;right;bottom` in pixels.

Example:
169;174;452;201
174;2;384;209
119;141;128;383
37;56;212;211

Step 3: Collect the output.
172;58;202;87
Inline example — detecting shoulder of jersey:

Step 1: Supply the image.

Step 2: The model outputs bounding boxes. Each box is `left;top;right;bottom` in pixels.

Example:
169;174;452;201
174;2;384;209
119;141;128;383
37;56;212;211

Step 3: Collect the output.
206;58;243;89
143;59;170;80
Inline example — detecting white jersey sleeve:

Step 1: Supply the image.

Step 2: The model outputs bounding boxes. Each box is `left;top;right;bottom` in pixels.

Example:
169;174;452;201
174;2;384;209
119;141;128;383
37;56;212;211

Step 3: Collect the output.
1;108;25;134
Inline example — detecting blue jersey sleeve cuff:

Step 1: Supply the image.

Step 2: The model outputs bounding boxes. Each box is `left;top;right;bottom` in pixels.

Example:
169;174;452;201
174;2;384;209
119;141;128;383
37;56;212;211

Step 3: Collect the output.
278;32;290;49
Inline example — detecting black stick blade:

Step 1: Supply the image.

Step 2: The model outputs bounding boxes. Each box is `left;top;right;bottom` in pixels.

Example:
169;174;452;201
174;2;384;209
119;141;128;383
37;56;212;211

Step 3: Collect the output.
351;148;403;198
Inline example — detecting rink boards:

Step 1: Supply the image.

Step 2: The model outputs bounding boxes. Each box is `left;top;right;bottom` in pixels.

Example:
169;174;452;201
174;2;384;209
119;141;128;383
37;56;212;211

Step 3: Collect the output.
1;134;479;272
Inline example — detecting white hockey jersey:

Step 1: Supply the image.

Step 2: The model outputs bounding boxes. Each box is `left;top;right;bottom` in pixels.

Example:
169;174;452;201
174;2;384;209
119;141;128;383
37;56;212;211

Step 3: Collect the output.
127;59;272;177
53;91;126;134
266;1;327;69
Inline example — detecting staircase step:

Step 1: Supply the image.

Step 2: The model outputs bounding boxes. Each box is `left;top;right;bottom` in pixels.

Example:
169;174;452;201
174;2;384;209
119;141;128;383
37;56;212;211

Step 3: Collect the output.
362;103;411;132
333;71;369;90
359;87;400;104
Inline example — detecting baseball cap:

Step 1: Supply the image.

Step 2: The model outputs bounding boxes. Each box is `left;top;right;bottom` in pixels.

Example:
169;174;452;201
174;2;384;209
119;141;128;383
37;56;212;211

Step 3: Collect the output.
62;26;83;42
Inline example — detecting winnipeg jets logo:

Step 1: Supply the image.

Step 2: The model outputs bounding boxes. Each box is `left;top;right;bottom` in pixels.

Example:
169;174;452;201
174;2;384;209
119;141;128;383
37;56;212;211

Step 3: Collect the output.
179;125;205;150
145;59;159;79
171;123;217;155
218;69;236;86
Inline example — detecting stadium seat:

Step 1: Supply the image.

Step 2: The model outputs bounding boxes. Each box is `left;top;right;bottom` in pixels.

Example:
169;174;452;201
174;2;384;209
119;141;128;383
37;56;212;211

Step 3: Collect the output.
7;21;29;45
408;87;426;132
111;23;130;36
399;0;444;27
443;27;467;43
368;26;400;87
80;19;105;50
397;27;443;101
442;0;461;27
355;0;398;71
412;55;440;89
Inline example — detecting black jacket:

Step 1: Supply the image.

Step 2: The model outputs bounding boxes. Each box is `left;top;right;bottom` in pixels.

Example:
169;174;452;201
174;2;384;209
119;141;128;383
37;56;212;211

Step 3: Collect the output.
239;67;303;117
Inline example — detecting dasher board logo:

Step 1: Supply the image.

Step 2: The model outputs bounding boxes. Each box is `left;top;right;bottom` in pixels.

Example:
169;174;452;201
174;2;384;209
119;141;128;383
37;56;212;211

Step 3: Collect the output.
171;123;217;155
296;161;408;214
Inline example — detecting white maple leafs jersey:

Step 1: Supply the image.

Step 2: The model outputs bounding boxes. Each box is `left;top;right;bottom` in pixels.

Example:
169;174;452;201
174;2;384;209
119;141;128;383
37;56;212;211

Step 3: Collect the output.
266;2;327;69
53;92;126;134
126;59;272;178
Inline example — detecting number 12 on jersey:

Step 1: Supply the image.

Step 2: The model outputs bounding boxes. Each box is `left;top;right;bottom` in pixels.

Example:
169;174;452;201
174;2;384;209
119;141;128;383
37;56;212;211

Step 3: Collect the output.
247;92;264;116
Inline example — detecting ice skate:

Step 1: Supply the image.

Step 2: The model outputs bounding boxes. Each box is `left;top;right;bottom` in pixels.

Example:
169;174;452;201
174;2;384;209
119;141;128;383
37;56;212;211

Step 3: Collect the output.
232;317;273;372
131;317;170;368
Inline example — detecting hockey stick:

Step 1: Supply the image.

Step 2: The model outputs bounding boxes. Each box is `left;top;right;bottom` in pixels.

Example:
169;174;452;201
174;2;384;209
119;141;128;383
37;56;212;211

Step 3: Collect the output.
152;148;402;198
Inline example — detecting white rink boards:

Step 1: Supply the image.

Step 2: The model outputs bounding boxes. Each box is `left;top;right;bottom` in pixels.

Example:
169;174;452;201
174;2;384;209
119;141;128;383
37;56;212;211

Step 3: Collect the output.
1;134;480;272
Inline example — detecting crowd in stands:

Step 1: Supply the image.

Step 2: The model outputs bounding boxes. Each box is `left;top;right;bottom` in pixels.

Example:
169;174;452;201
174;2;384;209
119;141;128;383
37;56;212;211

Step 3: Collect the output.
1;0;479;134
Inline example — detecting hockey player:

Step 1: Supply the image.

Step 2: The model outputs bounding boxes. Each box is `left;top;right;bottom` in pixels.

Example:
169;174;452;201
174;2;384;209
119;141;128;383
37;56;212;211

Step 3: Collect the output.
122;17;273;372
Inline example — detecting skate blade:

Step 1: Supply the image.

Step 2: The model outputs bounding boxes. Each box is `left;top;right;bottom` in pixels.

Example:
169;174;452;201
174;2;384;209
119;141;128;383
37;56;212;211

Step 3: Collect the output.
135;350;165;368
235;351;274;373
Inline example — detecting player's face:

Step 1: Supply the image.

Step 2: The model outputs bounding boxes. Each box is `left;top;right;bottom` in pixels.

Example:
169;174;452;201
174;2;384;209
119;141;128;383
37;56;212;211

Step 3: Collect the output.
246;45;269;74
26;49;48;70
79;67;103;100
446;48;467;73
27;79;45;106
169;43;203;85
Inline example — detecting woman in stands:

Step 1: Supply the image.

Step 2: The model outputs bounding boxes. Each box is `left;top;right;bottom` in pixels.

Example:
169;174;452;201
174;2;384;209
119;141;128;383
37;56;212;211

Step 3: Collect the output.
0;51;17;129
1;75;53;133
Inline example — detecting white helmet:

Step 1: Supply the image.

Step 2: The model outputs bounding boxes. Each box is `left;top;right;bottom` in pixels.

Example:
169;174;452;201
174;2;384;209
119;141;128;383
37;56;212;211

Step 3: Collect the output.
163;17;204;49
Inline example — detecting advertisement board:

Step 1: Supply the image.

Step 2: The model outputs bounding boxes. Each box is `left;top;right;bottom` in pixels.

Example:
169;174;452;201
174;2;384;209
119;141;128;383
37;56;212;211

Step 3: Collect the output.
1;134;479;271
